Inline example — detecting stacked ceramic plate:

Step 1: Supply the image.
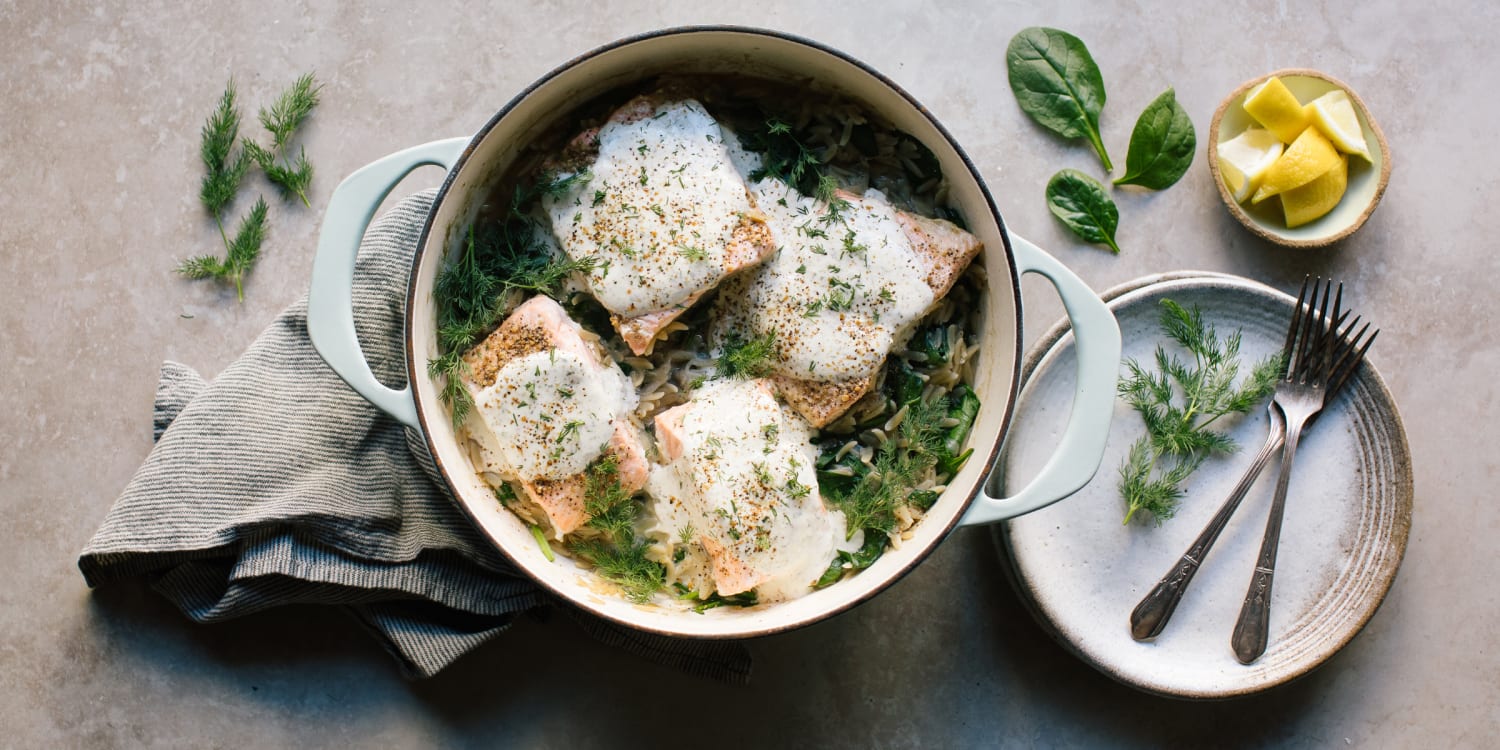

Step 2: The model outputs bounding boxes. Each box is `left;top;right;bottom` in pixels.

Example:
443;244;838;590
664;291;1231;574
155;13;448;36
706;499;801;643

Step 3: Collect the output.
994;272;1412;699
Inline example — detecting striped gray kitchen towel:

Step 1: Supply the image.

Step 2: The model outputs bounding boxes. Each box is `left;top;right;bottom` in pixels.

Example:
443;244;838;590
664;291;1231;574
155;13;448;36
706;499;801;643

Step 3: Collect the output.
78;188;752;683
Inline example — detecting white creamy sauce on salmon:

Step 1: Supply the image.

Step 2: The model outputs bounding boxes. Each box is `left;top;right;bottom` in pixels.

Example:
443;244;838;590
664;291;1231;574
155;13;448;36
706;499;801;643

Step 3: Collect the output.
646;380;846;602
544;99;755;316
717;141;935;382
467;349;636;481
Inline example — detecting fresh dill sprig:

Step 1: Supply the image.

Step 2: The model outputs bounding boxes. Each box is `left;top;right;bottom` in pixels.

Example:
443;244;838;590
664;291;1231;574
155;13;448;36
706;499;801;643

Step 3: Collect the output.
740;116;831;198
259;72;321;150
821;392;968;538
198;80;251;218
583;454;638;541
716;330;778;379
426;350;474;427
182;76;320;300
251;73;322;207
569;538;666;604
177;195;268;302
246;141;315;207
1117;299;1284;525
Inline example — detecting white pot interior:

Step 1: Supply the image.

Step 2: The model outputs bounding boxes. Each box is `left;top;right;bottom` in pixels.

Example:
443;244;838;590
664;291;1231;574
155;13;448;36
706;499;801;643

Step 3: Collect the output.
407;28;1021;638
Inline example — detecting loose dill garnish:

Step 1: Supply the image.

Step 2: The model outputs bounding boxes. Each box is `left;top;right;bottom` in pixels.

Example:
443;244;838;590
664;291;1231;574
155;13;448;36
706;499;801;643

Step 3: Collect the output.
259;72;321;152
752;461;773;486
815;368;979;542
716;330;778;379
248;73;322;207
426;351;474;425
761;423;779;452
784;474;811;499
840;230;868;259
1117;299;1283;525
570;538;665;604
181;75;321;299
677;245;708;261
567;454;665;603
247;141;315;208
582;454;637;540
823;278;857;312
181;80;266;301
556;419;584;444
820;393;955;537
739;115;831;198
197;80;251;218
177;196;268;303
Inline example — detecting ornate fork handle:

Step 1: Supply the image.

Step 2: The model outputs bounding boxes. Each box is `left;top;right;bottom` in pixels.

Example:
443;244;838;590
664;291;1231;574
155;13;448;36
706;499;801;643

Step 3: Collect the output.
1130;404;1286;641
1231;403;1314;663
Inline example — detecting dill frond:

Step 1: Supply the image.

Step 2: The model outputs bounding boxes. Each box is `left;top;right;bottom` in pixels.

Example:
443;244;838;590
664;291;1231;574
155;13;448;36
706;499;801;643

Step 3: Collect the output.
1116;299;1282;524
259;72;322;151
569;538;665;603
176;255;226;279
178;196;267;302
227;196;268;270
818;384;982;540
198;80;249;217
716;330;778;379
740;115;829;198
426;350;473;427
581;454;647;549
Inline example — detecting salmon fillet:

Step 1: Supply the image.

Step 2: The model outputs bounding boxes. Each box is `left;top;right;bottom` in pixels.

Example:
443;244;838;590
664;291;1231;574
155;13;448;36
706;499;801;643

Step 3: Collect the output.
650;379;842;599
461;295;646;538
774;210;982;428
699;536;768;597
545;94;777;356
461;295;594;389
895;211;984;300
612;211;775;356
519;422;649;538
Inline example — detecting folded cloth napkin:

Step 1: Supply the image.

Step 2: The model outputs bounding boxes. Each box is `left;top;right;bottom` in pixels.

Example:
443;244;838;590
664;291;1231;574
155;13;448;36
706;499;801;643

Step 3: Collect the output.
78;188;751;683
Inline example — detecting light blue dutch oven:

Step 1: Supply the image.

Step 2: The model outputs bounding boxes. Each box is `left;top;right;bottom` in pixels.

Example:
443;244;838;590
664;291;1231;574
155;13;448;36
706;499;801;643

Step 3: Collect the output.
306;27;1121;638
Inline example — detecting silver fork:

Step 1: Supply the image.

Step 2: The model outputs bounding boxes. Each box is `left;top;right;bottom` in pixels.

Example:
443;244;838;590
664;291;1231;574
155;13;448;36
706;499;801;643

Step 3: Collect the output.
1230;279;1378;664
1129;278;1354;641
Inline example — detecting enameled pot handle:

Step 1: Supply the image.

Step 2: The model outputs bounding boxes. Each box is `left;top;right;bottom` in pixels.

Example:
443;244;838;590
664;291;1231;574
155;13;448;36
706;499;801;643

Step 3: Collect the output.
307;137;469;429
959;234;1121;526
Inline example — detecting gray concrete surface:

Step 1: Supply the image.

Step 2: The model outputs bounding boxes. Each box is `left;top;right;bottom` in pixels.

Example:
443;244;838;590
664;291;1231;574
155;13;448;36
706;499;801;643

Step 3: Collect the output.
3;0;1495;746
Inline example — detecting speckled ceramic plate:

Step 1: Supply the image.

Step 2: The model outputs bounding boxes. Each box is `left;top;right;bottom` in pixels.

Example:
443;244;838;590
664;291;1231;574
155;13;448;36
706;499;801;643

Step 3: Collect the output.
993;272;1412;699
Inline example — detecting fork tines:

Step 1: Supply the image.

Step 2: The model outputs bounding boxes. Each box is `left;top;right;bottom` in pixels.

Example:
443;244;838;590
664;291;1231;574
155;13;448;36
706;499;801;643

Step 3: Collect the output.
1288;277;1378;396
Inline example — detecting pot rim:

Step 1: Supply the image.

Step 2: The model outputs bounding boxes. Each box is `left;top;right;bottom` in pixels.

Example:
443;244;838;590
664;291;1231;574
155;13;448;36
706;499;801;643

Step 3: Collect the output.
401;24;1025;639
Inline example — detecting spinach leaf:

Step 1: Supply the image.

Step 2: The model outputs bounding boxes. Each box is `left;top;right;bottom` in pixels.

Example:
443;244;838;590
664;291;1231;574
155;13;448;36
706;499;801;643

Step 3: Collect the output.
916;324;950;366
907;490;941;511
887;358;926;408
815;529;887;588
1006;27;1112;171
1045;169;1122;254
940;384;981;475
1114;88;1197;190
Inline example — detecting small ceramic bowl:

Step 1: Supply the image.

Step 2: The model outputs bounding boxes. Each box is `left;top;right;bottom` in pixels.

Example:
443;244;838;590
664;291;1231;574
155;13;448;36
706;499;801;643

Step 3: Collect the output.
1208;68;1391;248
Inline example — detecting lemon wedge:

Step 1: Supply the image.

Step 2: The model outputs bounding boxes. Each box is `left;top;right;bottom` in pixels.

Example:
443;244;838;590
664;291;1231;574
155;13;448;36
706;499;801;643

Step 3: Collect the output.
1217;128;1284;203
1243;76;1313;143
1251;126;1341;204
1306;90;1371;161
1281;154;1348;228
